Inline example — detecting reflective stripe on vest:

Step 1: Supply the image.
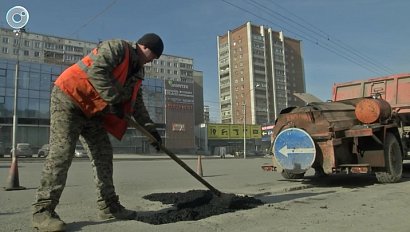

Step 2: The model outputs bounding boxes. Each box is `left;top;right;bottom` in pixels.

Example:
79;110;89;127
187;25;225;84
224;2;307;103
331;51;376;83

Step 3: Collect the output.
55;45;130;117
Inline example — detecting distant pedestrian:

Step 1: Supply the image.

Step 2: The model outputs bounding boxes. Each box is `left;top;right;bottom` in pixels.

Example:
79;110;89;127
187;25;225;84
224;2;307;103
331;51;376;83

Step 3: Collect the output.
32;33;164;231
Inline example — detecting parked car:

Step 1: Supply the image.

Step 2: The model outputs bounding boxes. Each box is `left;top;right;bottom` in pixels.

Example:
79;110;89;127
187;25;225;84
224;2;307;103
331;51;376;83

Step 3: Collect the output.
10;143;33;157
36;144;88;158
0;142;5;158
74;145;88;158
37;144;50;158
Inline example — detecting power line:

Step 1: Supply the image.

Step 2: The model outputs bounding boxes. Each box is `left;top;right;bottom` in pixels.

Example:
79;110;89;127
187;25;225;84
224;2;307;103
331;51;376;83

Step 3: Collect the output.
69;0;119;38
221;0;394;76
263;0;395;74
243;0;392;75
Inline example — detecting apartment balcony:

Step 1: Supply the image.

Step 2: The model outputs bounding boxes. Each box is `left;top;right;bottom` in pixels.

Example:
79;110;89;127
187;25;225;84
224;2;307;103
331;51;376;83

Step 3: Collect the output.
221;114;232;120
221;99;231;105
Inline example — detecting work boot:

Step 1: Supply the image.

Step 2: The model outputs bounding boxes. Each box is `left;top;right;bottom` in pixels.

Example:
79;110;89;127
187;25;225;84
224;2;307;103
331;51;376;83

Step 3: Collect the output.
32;209;66;232
99;202;136;220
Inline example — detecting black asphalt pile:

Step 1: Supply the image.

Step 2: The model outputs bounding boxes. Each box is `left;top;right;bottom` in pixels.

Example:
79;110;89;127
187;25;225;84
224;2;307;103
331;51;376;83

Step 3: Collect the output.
135;189;263;224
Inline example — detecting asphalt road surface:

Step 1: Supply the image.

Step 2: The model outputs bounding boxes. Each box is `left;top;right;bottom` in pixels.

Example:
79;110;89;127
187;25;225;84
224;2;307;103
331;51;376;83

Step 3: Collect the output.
1;155;410;232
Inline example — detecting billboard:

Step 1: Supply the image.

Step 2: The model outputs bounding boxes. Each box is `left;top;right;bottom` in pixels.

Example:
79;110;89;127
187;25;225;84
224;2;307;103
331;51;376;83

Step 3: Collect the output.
165;79;194;104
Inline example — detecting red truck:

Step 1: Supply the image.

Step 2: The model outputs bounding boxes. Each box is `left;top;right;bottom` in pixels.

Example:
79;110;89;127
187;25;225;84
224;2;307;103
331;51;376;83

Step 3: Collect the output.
270;73;410;183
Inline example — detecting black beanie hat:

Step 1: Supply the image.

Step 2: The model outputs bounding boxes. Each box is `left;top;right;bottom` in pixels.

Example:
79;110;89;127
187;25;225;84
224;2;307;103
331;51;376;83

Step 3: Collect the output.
137;33;164;58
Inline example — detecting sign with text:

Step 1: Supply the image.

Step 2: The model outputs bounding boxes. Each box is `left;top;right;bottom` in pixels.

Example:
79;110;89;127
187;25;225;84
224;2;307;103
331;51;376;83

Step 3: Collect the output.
261;125;275;142
207;124;261;139
165;80;194;104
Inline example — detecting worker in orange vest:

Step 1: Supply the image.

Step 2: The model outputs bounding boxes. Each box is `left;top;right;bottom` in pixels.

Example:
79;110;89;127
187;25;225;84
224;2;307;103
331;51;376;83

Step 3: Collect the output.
32;33;163;231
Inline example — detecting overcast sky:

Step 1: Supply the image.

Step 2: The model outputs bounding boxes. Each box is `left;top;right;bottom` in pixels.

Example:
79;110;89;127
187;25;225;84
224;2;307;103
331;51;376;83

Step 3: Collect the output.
2;0;409;122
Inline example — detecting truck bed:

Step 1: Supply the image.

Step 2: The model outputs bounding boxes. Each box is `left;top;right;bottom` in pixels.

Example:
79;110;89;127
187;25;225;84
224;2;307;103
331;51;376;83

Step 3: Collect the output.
332;73;410;123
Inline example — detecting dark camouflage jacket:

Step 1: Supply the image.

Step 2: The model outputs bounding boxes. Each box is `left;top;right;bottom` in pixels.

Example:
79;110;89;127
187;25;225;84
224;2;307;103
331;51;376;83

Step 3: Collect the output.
86;39;153;125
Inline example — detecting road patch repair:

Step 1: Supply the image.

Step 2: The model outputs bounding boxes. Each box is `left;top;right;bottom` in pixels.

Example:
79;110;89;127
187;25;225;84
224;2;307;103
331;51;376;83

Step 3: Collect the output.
135;190;263;224
128;118;263;224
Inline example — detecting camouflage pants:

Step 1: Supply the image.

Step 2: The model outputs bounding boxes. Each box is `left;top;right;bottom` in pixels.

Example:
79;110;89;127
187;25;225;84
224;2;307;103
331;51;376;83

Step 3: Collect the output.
33;87;119;213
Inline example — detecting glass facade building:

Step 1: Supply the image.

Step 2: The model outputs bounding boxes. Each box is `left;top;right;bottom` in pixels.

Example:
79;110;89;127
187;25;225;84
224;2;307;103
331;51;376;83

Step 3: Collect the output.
0;59;62;152
0;27;203;154
0;59;167;153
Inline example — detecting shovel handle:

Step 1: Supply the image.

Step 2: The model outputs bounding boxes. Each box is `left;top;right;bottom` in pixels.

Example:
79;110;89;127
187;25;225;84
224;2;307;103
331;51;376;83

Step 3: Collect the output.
125;116;222;196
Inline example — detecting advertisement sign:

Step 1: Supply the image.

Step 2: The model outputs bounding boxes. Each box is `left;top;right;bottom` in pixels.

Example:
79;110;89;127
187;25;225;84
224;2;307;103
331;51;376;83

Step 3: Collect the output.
261;125;275;142
207;124;261;139
165;80;194;104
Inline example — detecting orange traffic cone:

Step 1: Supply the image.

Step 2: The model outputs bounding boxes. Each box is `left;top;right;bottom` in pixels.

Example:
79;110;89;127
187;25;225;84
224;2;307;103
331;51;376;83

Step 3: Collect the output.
4;156;26;191
196;155;203;177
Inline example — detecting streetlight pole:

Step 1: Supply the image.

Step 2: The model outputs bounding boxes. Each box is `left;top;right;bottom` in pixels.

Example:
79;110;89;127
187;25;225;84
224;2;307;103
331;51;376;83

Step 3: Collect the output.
243;102;246;159
5;6;29;190
6;6;29;159
11;29;23;159
243;84;260;159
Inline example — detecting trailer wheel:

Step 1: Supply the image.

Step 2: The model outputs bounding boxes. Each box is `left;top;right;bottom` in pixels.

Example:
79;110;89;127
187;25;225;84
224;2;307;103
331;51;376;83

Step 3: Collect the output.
375;133;403;183
281;170;305;179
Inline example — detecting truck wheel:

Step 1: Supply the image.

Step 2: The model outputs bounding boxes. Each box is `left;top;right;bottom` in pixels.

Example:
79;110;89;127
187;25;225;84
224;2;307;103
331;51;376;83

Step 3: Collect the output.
375;133;403;183
281;170;305;179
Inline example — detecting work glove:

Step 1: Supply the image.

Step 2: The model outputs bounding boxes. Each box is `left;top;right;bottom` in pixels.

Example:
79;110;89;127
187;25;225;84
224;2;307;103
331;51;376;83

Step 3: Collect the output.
144;123;162;151
105;104;124;119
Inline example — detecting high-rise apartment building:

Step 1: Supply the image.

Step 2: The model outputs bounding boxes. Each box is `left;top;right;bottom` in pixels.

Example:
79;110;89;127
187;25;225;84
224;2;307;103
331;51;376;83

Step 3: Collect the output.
217;22;305;125
0;27;202;154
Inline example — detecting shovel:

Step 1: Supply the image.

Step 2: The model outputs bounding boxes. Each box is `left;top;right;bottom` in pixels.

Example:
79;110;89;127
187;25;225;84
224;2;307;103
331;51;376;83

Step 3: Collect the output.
125;116;222;197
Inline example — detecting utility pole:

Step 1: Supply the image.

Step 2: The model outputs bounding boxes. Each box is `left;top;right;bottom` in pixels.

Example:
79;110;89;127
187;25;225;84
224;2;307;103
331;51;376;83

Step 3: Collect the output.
243;102;246;159
242;84;260;159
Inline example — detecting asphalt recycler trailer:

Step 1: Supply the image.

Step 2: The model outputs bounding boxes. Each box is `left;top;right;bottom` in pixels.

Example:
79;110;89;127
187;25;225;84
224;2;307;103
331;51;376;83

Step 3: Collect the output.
270;73;410;183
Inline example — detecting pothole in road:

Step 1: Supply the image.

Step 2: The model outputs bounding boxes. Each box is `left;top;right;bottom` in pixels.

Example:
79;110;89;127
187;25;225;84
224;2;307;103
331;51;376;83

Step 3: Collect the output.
135;189;263;224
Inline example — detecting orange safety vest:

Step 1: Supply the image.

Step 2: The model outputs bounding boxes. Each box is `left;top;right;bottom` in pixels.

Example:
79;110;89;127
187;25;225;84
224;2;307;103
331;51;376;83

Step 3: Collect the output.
55;42;142;140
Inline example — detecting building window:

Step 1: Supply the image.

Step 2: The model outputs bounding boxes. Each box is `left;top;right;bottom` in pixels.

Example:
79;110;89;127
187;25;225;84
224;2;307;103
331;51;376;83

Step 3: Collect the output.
24;40;30;47
34;41;41;48
2;47;8;54
2;37;9;44
34;51;40;57
64;54;74;61
23;50;29;56
45;42;55;49
74;46;83;52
